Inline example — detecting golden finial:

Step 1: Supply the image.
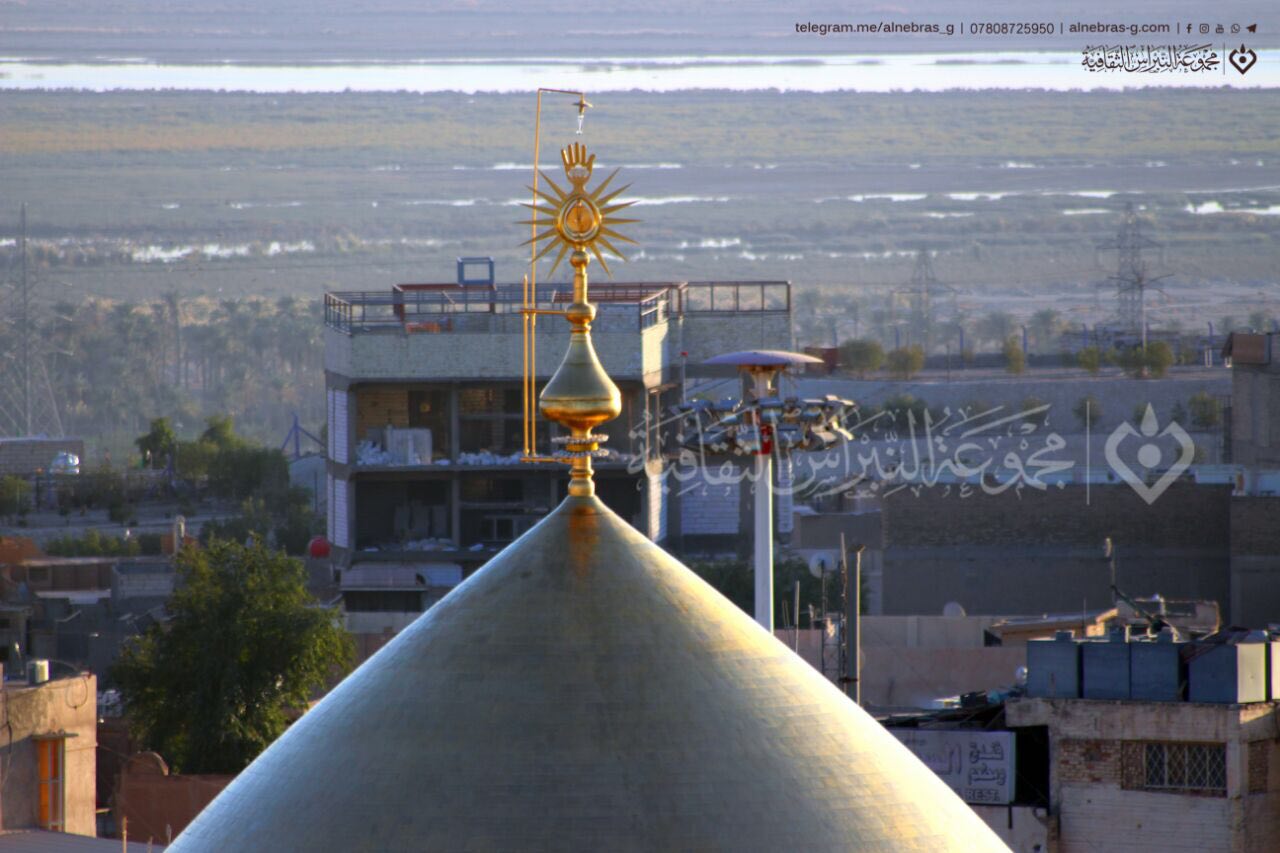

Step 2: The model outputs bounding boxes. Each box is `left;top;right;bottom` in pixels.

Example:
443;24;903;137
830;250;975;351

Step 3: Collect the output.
519;143;639;496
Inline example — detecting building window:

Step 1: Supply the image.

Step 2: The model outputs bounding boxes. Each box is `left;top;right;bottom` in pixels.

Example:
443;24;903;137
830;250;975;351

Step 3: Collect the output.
36;735;66;831
1122;741;1226;796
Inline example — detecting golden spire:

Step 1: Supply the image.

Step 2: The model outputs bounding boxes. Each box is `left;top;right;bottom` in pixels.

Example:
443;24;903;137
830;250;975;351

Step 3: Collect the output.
521;143;638;497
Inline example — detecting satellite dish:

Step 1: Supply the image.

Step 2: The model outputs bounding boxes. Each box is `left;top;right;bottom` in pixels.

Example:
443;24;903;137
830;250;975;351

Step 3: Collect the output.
942;601;967;617
808;552;837;579
1015;666;1029;686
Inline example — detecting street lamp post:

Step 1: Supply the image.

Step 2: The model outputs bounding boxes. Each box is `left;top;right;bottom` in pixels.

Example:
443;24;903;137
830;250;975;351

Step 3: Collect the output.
685;350;852;633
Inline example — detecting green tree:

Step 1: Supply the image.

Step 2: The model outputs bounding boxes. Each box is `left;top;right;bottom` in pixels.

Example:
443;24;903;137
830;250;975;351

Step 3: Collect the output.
1029;308;1061;352
838;338;884;378
1077;347;1102;375
976;312;1015;348
1143;341;1174;379
886;345;925;380
135;417;178;469
200;414;244;451
113;539;353;774
1003;336;1026;374
200;487;319;556
0;476;32;521
1073;395;1103;430
1188;392;1222;429
1117;346;1145;378
45;529;142;557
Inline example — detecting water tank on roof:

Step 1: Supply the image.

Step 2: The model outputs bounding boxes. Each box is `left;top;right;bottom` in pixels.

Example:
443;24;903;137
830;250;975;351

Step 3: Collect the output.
1270;641;1280;702
27;659;49;685
1129;639;1187;702
1188;642;1267;704
1027;634;1081;699
1082;633;1131;700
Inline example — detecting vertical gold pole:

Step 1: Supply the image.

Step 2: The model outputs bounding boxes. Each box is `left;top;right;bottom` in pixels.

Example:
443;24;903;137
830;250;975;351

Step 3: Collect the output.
525;88;588;461
567;250;594;497
526;90;543;457
522;275;530;455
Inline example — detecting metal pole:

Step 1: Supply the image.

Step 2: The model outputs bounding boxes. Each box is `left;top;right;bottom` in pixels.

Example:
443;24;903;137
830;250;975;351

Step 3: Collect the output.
841;534;863;705
752;368;774;632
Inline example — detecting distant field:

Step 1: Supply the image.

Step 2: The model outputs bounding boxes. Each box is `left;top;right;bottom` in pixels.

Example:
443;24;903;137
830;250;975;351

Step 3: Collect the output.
1;89;1278;321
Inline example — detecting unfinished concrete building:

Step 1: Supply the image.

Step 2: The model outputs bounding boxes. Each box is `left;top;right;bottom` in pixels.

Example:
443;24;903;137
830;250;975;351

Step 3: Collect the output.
322;271;792;638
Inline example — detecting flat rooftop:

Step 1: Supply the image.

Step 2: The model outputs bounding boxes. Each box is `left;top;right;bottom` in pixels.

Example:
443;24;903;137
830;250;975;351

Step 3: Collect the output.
325;280;789;334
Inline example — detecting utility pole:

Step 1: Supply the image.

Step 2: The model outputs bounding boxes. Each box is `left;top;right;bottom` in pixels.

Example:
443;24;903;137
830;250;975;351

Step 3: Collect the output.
840;534;863;706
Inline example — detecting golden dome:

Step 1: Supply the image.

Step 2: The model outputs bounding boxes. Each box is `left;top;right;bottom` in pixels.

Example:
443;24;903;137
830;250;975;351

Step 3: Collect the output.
172;494;1007;851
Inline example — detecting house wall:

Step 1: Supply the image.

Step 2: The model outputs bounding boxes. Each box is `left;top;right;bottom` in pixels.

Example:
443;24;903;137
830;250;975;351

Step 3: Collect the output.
0;673;98;836
325;320;661;385
880;484;1233;615
1230;496;1280;627
1006;697;1280;853
1231;352;1280;468
113;752;232;845
778;627;1025;708
678;312;792;366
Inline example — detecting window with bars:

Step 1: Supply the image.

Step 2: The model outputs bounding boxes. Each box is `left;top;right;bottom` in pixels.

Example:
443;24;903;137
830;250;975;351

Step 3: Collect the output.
1121;741;1227;796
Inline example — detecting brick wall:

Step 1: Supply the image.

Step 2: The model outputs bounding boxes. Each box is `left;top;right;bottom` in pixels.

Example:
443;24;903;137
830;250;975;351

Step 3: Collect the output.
1231;497;1280;554
1230;497;1280;626
1248;740;1269;795
883;483;1232;548
880;483;1233;615
355;386;411;438
1232;362;1280;468
678;313;793;366
327;323;657;383
1058;738;1122;786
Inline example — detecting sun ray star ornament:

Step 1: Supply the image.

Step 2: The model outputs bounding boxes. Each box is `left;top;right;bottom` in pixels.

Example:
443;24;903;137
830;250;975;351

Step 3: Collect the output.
520;142;639;277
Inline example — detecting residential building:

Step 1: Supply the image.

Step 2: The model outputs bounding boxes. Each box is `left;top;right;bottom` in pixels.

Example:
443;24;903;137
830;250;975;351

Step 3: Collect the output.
1225;331;1280;469
1223;332;1280;625
1007;695;1279;852
0;669;98;837
1;556;174;676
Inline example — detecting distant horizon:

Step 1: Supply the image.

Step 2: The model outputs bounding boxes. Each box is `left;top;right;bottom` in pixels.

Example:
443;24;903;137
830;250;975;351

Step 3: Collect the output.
2;49;1277;94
